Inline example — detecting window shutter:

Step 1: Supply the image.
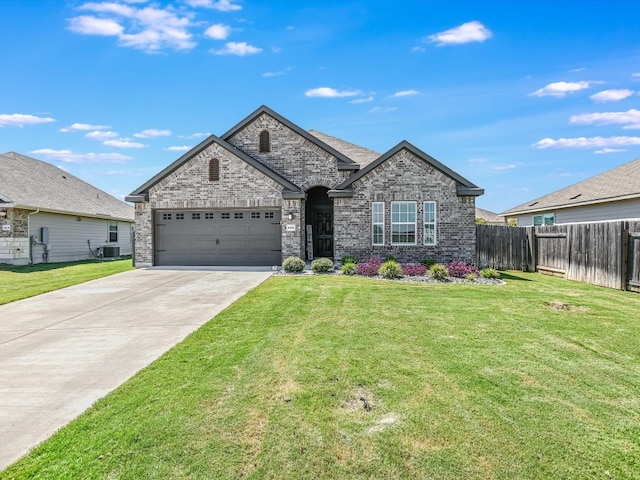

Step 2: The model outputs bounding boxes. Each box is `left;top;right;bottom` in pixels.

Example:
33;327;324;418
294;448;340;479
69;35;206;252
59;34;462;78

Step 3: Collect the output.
209;158;220;181
259;130;270;153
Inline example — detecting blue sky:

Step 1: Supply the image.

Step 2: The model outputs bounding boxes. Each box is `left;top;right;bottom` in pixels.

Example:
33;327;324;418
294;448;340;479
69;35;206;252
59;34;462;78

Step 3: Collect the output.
1;0;639;213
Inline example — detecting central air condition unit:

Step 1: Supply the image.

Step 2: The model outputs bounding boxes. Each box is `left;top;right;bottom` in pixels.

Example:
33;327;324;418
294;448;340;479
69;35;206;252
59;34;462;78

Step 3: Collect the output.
102;246;120;258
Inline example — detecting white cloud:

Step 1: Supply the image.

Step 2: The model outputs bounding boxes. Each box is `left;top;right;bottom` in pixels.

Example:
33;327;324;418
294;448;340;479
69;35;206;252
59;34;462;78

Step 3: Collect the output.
133;128;172;138
589;89;635;103
368;106;397;114
0;113;55;127
427;21;492;46
60;122;110;132
103;139;146;148
211;41;262;55
529;81;597;97
30;148;132;163
633;73;640;79
533;136;640;149
570;67;586;73
411;46;426;53
305;87;361;98
164;145;191;151
68;3;195;53
184;0;241;11
570;109;640;129
492;164;516;170
204;23;230;40
179;132;211;139
391;90;419;98
262;66;293;77
468;158;488;163
85;130;119;141
595;148;626;154
68;15;124;36
349;96;374;104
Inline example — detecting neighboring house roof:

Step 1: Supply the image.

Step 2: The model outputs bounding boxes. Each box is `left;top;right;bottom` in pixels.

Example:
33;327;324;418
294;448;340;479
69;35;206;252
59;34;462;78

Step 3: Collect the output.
334;140;484;196
502;157;640;216
221;105;359;171
0;152;133;221
126;134;303;202
476;207;504;224
308;130;380;168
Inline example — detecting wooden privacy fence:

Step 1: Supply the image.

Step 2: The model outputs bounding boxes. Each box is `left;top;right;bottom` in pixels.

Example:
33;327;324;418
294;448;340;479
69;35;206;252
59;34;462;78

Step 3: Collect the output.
476;221;640;292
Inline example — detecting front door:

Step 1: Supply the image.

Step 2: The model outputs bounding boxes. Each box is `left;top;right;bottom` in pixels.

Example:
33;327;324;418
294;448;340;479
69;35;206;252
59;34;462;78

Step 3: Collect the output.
306;187;333;259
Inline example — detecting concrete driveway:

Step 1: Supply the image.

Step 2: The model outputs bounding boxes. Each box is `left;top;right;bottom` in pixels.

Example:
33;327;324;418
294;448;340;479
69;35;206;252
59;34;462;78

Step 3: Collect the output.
0;267;272;470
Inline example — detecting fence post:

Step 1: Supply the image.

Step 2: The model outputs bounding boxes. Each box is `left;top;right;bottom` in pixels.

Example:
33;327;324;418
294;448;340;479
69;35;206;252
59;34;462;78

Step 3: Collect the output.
622;221;629;291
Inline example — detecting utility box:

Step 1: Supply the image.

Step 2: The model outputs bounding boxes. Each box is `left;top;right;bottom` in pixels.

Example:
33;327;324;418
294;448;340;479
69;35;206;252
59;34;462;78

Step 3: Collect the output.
40;227;49;244
102;246;120;258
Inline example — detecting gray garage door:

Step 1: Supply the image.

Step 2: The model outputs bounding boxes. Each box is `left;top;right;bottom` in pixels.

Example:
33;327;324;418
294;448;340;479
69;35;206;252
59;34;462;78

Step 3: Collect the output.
154;209;281;266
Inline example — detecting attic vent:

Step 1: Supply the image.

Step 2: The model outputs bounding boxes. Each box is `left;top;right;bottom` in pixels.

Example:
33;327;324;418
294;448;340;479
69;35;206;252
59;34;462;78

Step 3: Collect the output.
569;193;582;200
528;201;538;207
259;130;270;153
209;158;220;181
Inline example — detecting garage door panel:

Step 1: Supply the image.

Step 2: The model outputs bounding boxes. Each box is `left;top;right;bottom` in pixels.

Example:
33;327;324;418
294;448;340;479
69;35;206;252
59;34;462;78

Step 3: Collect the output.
155;209;281;266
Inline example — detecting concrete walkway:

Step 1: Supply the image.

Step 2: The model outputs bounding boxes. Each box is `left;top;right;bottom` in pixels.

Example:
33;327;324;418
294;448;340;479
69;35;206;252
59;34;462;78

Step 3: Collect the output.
0;268;272;470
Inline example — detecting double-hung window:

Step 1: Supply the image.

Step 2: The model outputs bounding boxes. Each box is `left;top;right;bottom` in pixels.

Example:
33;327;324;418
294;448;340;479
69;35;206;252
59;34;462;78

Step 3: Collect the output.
108;221;118;243
372;202;384;245
391;201;416;245
533;213;555;226
423;201;436;245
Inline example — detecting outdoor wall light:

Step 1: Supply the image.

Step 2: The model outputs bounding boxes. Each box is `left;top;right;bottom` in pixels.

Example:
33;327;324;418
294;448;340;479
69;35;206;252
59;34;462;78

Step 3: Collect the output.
288;212;295;220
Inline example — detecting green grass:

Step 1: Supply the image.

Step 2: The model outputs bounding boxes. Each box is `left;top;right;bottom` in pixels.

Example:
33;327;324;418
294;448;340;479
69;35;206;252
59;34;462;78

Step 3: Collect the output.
2;273;640;479
0;259;134;305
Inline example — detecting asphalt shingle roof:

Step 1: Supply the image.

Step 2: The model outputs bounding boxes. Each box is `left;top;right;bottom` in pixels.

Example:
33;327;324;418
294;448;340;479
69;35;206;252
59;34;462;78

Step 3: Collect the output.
308;130;380;168
476;208;504;224
0;152;134;221
501;157;640;216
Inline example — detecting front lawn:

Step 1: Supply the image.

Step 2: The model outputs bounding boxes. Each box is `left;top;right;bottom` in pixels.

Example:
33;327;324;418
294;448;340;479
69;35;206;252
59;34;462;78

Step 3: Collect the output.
2;273;639;479
0;259;134;305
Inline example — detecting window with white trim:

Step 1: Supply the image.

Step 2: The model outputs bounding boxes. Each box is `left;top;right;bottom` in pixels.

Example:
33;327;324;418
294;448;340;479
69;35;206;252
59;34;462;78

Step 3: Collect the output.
108;221;118;243
391;201;416;245
533;213;555;226
372;202;384;245
423;201;436;245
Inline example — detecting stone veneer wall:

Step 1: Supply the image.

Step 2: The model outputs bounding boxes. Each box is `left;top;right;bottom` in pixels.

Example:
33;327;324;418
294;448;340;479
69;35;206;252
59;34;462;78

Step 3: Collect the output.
0;208;30;264
227;113;352;188
134;142;289;266
333;149;477;264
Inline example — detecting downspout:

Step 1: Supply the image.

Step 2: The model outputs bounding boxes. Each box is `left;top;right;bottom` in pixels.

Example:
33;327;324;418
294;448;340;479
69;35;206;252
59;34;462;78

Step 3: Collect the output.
27;208;40;265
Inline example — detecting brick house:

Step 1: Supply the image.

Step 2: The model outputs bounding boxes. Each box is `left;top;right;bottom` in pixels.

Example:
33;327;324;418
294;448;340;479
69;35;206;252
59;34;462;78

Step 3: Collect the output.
126;106;483;267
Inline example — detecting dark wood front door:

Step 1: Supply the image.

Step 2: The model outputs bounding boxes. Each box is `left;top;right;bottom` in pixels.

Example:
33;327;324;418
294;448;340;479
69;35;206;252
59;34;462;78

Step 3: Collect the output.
309;205;333;258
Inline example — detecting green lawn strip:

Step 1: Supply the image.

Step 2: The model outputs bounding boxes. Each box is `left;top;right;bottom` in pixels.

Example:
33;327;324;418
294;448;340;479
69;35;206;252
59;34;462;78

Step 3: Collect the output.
2;273;639;479
0;259;134;305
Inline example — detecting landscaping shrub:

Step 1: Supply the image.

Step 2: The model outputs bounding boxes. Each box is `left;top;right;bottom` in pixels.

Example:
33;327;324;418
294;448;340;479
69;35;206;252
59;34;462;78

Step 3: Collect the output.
379;260;403;279
420;258;437;268
402;263;427;276
465;273;477;282
447;261;479;278
430;263;449;281
356;258;382;276
311;257;334;273
480;268;500;279
340;262;357;275
384;255;398;263
340;255;359;265
283;256;305;273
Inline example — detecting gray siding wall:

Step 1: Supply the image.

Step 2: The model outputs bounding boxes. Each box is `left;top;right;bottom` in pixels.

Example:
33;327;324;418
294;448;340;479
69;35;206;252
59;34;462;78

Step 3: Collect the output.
512;198;640;226
29;212;132;264
134;141;286;266
334;149;477;264
226;113;352;188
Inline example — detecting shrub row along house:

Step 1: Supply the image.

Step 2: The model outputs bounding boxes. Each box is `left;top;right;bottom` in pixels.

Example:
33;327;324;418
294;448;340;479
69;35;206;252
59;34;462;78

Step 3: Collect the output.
0;152;134;265
127;106;483;267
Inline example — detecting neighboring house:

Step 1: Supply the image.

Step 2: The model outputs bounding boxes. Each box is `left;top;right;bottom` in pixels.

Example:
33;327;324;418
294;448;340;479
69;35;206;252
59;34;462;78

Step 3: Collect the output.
0;152;134;265
502;158;640;226
126;105;483;267
475;207;505;225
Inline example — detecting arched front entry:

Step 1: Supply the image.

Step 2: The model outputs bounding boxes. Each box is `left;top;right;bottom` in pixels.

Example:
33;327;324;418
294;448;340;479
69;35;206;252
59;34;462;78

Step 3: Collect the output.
305;186;333;259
